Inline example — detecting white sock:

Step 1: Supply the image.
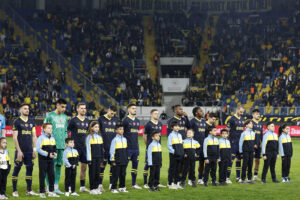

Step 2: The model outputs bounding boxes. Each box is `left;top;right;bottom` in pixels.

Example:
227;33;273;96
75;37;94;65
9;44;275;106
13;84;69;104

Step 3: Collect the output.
54;184;58;190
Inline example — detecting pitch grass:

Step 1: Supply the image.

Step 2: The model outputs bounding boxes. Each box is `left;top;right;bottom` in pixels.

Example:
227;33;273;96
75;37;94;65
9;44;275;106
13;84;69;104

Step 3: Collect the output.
4;136;300;200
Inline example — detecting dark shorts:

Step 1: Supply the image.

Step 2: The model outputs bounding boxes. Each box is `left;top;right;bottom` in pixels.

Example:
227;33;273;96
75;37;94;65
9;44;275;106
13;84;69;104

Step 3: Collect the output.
103;151;111;165
231;144;241;160
197;147;205;162
127;149;139;162
254;147;261;159
77;148;88;164
14;151;33;166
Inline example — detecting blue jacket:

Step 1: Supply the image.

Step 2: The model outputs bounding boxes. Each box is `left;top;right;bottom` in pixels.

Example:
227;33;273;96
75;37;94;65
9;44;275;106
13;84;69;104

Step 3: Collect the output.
36;132;56;159
167;131;184;159
279;132;293;157
110;134;128;165
183;138;200;160
147;140;162;166
63;147;79;168
262;130;278;155
86;133;103;161
219;137;231;161
239;128;255;153
203;134;219;160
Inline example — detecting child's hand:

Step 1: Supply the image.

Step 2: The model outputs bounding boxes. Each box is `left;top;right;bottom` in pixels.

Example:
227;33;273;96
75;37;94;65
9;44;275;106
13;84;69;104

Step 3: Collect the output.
205;159;209;164
254;145;258;149
263;156;267;160
217;159;220;163
49;153;55;158
184;154;187;158
112;162;116;167
72;165;76;169
100;163;105;168
32;151;37;160
282;157;285;160
53;153;57;158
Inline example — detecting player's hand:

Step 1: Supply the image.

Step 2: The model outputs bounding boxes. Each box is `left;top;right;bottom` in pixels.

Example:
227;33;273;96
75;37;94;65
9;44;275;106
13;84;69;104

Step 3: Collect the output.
260;144;262;148
263;156;267;160
254;145;258;149
183;112;188;117
17;151;24;162
32;151;37;160
53;153;57;158
49;153;55;158
73;165;76;169
205;159;209;164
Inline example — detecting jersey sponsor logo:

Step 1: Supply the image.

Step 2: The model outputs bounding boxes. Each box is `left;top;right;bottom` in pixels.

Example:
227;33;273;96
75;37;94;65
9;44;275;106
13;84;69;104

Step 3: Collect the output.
30;124;33;127
130;128;139;133
56;124;65;128
86;123;88;127
81;123;84;126
113;122;116;126
21;130;32;135
25;124;28;127
105;128;115;133
78;129;87;134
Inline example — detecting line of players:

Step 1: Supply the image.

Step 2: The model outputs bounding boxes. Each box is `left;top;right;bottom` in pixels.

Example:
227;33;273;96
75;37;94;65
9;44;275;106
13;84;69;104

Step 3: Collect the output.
0;100;293;198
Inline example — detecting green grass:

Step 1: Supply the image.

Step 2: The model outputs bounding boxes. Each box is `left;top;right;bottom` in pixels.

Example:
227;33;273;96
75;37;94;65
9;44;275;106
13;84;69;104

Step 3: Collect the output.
4;136;300;199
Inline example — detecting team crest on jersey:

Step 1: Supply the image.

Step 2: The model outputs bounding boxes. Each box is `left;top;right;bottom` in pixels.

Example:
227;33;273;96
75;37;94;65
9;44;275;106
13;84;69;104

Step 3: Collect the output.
30;124;33;127
59;119;61;123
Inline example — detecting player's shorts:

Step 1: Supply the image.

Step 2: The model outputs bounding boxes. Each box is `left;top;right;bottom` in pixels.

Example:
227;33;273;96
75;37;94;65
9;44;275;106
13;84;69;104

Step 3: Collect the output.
230;144;241;160
127;149;140;162
54;149;64;166
254;147;262;159
14;151;33;166
103;151;111;165
77;148;88;164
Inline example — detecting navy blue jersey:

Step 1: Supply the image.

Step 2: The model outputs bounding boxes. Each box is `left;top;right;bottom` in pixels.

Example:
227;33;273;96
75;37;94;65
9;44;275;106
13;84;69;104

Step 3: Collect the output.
167;116;190;139
13;117;35;152
144;120;162;147
189;117;206;145
122;116;140;150
68;116;90;150
252;120;263;146
227;115;244;144
204;121;216;138
98;115;118;152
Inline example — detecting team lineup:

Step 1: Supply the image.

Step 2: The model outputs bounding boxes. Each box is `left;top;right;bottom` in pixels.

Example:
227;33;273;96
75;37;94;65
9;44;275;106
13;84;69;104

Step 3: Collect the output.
0;99;293;199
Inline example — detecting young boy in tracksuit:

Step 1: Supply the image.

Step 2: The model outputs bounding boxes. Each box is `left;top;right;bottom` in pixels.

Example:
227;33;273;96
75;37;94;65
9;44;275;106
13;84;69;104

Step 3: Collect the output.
147;132;162;192
203;126;219;187
261;122;279;184
36;123;59;198
110;124;129;193
239;120;255;184
167;121;184;189
278;124;293;183
218;129;231;186
86;121;104;195
181;129;200;188
0;137;10;199
63;138;79;196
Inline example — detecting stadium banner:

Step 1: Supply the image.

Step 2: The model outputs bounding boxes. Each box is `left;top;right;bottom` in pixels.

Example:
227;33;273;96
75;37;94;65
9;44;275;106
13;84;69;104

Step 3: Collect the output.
160;78;189;92
5;125;300;137
222;114;300;124
160;57;194;66
105;0;271;12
